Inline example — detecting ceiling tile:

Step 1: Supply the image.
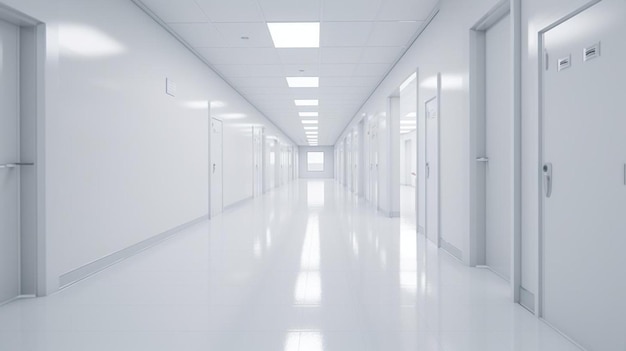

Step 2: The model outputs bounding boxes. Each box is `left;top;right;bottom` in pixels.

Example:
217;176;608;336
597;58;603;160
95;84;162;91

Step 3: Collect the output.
354;63;391;76
377;0;439;21
213;23;274;47
321;0;383;21
321;76;380;87
258;0;321;21
168;23;225;47
320;64;357;77
199;48;281;65
320;47;364;64
360;46;404;64
320;22;374;47
368;21;423;47
213;64;284;77
282;64;321;76
141;0;208;23
194;0;264;22
277;49;320;64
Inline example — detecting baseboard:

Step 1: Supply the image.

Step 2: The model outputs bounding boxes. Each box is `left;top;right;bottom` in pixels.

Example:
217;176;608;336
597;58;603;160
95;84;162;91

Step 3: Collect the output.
59;215;208;289
540;318;588;351
0;294;36;307
519;286;535;313
223;196;253;213
476;265;510;282
440;238;463;261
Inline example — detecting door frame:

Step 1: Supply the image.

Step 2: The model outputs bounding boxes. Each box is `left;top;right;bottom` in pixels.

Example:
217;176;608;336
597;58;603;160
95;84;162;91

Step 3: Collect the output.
469;0;522;303
0;4;46;298
209;117;224;218
537;0;602;319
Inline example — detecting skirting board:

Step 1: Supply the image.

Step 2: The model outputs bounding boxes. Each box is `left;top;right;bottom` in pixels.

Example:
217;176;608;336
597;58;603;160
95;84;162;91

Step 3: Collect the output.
440;238;463;261
224;196;253;213
59;215;208;288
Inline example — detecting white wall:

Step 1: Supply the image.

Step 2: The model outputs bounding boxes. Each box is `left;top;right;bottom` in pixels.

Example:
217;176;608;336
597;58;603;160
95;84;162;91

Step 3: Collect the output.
336;0;499;260
333;0;603;305
299;146;335;179
1;0;295;293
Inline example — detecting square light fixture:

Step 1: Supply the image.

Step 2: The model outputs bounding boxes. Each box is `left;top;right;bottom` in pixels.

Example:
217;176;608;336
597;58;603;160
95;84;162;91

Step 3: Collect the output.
287;77;319;88
267;22;320;48
302;120;318;124
303;126;318;130
295;99;319;106
306;131;318;135
299;112;319;117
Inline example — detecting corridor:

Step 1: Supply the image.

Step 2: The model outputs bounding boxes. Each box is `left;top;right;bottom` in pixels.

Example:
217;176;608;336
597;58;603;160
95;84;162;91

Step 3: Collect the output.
0;180;578;351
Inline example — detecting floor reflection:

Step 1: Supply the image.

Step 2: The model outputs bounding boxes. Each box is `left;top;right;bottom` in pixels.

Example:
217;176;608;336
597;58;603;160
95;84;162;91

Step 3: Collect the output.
0;180;581;351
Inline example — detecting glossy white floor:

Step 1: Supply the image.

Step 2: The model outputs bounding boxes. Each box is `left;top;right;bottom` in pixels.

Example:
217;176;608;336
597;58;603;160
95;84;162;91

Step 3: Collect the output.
0;180;579;351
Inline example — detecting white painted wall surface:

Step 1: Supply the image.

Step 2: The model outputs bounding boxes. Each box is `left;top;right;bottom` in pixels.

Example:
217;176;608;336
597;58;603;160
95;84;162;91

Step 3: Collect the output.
335;0;500;261
1;0;295;293
299;146;335;179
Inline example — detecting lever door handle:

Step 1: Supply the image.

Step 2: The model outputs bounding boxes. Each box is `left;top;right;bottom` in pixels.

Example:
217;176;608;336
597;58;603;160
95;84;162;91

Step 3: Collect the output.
213;164;216;173
0;163;34;169
543;163;553;198
426;163;430;179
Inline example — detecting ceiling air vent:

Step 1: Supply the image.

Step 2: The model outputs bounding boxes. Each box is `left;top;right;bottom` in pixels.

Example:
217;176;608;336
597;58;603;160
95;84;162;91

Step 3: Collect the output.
583;42;600;62
558;55;571;72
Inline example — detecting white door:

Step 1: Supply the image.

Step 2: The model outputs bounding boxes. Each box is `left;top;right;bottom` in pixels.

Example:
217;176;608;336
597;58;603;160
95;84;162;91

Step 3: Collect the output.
370;121;379;208
253;127;263;197
542;1;626;349
352;130;358;193
210;118;223;217
0;19;20;304
404;139;412;185
484;13;512;280
425;96;439;245
265;138;275;190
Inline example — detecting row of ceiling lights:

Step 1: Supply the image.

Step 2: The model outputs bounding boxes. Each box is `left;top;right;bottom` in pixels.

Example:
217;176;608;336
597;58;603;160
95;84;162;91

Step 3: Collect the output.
267;22;321;146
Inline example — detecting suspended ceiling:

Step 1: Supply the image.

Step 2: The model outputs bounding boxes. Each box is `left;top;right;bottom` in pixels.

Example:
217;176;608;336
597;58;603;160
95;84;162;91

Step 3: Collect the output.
136;0;438;145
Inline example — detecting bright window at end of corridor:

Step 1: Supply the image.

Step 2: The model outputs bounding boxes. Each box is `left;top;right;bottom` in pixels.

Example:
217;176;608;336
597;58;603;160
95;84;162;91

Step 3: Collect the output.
307;151;324;172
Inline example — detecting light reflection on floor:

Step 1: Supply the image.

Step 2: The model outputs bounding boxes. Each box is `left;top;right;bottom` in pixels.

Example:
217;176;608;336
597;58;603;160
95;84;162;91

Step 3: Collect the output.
0;180;580;351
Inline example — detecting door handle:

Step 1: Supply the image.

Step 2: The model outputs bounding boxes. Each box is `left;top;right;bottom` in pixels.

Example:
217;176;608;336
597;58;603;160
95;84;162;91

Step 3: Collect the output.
476;157;489;163
213;164;216;173
426;162;430;179
0;163;34;169
543;163;552;198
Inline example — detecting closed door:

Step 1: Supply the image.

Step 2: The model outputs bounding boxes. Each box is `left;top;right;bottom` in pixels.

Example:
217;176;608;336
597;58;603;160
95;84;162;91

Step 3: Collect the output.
370;122;379;208
0;19;20;304
425;96;439;245
352;131;358;193
210;118;223;217
542;1;626;349
253;127;263;197
484;13;512;280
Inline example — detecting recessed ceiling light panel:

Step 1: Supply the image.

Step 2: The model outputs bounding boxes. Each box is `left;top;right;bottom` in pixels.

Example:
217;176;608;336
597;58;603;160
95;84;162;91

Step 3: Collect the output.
295;99;319;106
267;22;320;48
287;77;319;88
299;112;319;117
